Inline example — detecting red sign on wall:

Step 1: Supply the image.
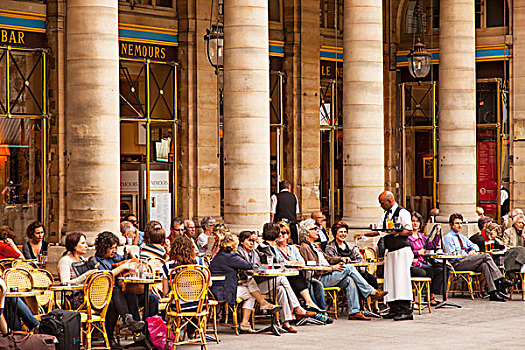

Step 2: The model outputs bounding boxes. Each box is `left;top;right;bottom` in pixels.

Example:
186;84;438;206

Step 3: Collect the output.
477;128;498;215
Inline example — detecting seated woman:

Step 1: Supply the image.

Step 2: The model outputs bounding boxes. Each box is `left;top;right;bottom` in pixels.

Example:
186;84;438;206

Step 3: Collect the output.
273;222;328;315
162;236;207;339
58;232;92;285
93;231;147;350
209;233;260;333
471;222;505;252
408;212;445;305
503;214;525;248
298;219;387;321
325;221;380;312
22;221;49;260
140;225;167;260
0;226;23;259
253;223;324;332
58;232;94;309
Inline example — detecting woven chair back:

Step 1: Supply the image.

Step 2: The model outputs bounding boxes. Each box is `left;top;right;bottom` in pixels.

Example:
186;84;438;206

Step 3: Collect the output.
13;260;37;271
146;257;166;274
171;265;210;303
31;269;54;307
0;259;14;271
3;268;33;292
86;271;113;311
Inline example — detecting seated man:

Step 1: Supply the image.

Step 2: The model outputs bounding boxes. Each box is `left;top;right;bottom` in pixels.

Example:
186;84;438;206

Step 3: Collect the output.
443;213;514;302
298;219;387;321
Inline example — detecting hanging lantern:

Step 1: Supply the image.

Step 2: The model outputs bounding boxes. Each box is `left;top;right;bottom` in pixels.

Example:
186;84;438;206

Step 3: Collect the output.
408;38;431;79
204;24;224;75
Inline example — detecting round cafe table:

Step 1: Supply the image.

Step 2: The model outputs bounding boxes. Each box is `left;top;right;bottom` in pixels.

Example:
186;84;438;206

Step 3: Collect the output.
50;284;84;309
250;269;299;336
118;277;162;350
427;254;462;309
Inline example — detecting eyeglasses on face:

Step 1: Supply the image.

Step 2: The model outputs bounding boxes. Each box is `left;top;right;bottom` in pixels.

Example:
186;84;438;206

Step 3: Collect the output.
280;231;289;235
308;227;318;231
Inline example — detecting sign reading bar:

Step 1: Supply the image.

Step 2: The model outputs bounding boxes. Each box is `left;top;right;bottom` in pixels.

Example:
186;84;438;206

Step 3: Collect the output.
320;60;343;80
0;28;45;48
119;41;177;62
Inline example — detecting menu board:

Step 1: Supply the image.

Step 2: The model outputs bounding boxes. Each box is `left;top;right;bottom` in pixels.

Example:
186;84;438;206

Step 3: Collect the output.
477;128;498;216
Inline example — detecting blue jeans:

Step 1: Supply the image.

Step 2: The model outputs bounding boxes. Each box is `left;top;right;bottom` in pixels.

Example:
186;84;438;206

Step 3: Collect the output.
320;264;374;315
5;297;40;331
308;278;326;310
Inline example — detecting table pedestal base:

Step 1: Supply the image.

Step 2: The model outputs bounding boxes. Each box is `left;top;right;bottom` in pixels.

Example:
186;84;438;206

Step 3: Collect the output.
295;317;324;326
435;300;461;309
256;323;285;336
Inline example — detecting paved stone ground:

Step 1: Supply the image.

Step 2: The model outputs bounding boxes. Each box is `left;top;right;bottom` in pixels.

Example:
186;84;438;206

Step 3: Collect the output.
203;295;525;350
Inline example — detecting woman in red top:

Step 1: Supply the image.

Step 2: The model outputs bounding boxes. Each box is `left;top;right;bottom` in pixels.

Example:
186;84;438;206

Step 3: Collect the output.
0;226;23;259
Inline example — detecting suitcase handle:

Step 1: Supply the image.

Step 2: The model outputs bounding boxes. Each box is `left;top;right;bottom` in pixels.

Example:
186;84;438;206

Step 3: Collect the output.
8;331;31;344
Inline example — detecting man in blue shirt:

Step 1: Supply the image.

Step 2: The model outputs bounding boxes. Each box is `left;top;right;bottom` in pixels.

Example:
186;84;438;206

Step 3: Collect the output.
443;213;514;301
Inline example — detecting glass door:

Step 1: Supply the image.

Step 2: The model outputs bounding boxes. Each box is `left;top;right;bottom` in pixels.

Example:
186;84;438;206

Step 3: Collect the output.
320;80;342;225
119;58;178;229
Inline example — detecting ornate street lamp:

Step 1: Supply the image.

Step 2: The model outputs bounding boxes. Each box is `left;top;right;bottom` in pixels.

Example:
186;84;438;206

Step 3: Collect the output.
408;38;432;78
407;0;431;79
204;24;224;75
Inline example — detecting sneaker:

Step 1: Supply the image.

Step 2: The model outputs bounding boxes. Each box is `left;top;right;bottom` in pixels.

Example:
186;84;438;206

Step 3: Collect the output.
123;314;145;331
314;313;334;324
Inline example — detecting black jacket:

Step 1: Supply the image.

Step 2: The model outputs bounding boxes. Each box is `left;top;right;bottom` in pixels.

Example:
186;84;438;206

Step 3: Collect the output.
209;250;253;305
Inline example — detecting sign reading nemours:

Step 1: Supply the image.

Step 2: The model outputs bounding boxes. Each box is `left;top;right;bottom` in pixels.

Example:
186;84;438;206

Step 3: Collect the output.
119;41;176;61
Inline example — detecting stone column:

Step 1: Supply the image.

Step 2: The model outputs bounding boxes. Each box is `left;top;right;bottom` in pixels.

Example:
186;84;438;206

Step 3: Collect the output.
283;0;321;219
342;0;384;228
437;0;477;222
511;3;525;210
223;0;270;232
65;0;120;243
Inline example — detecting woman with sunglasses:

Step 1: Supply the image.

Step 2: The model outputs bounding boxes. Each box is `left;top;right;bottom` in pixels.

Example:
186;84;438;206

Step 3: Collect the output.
240;224;322;333
274;221;330;317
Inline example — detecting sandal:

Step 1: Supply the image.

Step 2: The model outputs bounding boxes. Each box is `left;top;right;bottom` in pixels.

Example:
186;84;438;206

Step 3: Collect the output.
429;298;439;306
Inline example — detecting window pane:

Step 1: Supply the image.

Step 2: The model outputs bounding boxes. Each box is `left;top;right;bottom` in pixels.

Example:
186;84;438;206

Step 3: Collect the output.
0;119;43;229
486;0;509;27
157;0;172;7
475;0;482;28
269;0;280;22
0;50;44;116
432;0;439;29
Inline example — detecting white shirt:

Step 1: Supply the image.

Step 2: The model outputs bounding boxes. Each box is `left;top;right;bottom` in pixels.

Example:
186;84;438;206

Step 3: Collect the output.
378;203;412;231
316;225;328;243
270;189;300;214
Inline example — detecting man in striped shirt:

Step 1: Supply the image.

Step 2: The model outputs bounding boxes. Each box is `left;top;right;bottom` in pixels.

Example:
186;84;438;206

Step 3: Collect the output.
140;226;167;260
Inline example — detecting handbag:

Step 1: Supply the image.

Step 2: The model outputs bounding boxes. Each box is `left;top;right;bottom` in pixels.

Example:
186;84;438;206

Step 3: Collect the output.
0;331;57;350
114;258;148;294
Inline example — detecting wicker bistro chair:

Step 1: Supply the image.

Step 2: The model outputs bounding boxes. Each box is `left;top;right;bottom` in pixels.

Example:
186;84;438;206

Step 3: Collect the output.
411;277;432;315
447;266;482;299
509;272;525;301
12;260;38;271
324;286;341;319
207;291;243;337
165;265;210;350
31;269;54;315
3;268;33;292
76;270;114;350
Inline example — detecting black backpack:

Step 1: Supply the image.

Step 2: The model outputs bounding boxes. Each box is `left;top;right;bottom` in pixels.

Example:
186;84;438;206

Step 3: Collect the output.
39;309;81;350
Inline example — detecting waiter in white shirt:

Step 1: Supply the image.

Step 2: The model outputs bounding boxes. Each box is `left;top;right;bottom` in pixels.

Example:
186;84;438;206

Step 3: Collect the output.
357;191;413;321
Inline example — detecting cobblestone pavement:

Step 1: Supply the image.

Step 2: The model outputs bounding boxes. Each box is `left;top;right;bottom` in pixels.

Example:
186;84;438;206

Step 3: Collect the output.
206;295;525;350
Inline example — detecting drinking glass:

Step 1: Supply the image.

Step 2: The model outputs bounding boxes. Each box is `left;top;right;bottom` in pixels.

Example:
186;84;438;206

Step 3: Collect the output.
267;256;274;269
